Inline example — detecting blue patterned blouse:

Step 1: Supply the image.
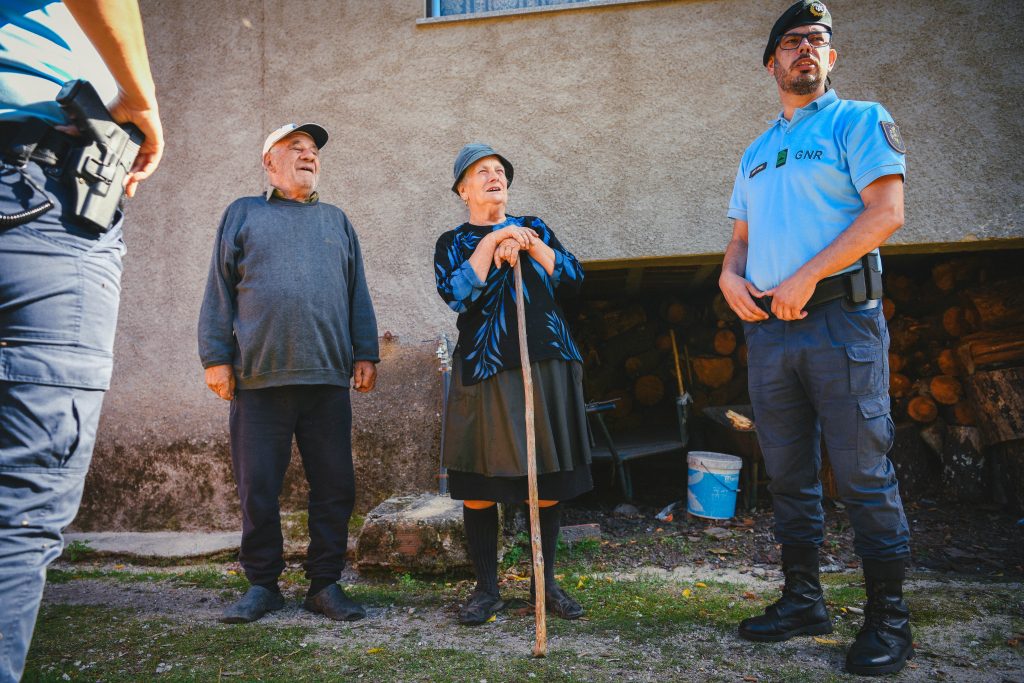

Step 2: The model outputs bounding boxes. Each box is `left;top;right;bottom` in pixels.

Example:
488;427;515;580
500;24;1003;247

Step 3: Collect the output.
434;215;584;385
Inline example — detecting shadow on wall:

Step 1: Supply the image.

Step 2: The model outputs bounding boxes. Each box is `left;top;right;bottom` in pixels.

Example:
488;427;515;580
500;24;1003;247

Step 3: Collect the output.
74;337;444;531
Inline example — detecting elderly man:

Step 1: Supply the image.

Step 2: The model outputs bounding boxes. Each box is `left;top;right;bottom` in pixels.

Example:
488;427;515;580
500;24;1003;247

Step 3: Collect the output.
721;1;912;676
199;123;379;624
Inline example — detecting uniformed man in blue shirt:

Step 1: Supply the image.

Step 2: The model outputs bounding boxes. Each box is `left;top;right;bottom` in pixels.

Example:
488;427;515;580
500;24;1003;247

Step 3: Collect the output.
720;1;912;676
0;2;163;680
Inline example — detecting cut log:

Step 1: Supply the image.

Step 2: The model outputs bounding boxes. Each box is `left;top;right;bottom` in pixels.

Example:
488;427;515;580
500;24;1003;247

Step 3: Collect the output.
908;395;938;423
955;327;1024;374
942;306;977;338
889;422;941;500
885;273;916;305
929;375;963;405
708;369;749;406
888;317;922;353
601;324;656;370
919;421;944;458
603;390;634;418
882;297;896;321
692;356;735;389
931;262;957;292
654;333;673;353
713;329;738;356
660;299;688;325
624;349;662;377
940;425;986;502
736;343;748;369
951;400;976;426
888;352;906;373
964;277;1024;330
634;375;665;406
988;440;1024;514
712;292;739;323
601;305;647;339
963;366;1024;446
936;348;963;377
889;373;912;398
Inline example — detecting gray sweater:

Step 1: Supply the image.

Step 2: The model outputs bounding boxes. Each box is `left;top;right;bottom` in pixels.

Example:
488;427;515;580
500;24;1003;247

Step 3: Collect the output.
198;194;379;390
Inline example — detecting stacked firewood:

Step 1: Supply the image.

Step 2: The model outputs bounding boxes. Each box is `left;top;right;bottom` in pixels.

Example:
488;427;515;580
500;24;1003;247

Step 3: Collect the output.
883;256;1024;507
572;293;748;429
885;259;1024;424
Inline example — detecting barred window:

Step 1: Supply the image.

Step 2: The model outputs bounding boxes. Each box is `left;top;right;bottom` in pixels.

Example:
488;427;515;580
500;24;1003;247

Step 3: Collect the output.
426;0;591;18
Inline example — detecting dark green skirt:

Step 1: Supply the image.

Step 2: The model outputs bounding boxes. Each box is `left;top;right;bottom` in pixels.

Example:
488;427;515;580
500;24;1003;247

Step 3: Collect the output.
444;356;593;503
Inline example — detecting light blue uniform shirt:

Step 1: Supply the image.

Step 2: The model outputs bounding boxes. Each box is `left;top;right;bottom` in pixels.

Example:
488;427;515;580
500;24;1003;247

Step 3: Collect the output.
727;89;906;292
0;0;116;123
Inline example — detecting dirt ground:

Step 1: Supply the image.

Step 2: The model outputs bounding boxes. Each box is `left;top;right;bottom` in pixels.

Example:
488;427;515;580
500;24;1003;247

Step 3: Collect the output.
559;498;1024;578
30;497;1024;683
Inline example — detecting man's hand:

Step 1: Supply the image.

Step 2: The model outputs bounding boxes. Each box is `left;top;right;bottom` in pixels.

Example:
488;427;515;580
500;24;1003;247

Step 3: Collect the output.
719;270;769;322
205;364;235;400
107;92;163;197
63;0;164;198
353;360;377;393
765;270;817;321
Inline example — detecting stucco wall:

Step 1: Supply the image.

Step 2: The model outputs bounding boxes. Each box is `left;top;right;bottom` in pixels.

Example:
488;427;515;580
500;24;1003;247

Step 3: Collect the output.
76;0;1024;528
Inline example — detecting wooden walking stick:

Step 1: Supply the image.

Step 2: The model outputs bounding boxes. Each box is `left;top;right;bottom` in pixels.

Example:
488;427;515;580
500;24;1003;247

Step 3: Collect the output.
513;260;547;657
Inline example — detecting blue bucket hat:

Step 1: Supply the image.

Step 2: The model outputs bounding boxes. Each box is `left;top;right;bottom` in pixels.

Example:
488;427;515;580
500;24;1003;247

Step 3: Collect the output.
451;142;514;195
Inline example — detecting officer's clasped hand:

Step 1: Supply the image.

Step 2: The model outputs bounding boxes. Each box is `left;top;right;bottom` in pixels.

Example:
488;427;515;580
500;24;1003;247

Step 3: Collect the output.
719;271;770;322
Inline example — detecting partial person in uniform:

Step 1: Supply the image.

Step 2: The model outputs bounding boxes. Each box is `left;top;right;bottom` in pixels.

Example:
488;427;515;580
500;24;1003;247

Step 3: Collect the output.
199;122;379;625
720;1;912;676
434;143;591;625
0;1;163;680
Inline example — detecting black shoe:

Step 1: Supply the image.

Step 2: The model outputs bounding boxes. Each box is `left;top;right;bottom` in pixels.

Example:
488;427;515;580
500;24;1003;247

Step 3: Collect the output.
530;582;586;620
846;559;914;676
303;583;366;622
739;545;833;642
459;588;504;625
544;584;585;620
220;586;285;624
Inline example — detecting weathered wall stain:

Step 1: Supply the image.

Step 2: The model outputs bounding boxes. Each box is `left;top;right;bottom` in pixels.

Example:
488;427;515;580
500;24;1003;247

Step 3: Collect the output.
74;340;442;530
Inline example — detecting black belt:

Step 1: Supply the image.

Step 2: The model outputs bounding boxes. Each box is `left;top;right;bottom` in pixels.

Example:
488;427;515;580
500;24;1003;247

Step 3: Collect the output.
0;120;75;169
754;263;881;316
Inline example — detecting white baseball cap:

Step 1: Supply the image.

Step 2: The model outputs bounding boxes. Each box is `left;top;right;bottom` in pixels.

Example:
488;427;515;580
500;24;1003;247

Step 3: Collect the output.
261;123;329;157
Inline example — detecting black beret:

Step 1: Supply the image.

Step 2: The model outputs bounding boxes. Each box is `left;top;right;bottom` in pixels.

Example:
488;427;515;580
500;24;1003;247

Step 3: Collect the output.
763;1;833;65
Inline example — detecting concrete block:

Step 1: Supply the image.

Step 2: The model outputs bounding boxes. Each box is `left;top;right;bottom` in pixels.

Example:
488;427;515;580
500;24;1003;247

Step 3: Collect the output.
560;523;601;545
355;494;500;575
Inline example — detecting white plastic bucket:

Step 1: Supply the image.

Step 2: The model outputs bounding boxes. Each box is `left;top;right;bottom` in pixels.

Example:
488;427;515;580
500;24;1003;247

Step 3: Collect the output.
687;451;742;520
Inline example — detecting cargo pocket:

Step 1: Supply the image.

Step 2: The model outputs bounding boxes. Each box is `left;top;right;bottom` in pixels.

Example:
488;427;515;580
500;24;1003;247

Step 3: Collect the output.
857;393;894;467
846;342;882;395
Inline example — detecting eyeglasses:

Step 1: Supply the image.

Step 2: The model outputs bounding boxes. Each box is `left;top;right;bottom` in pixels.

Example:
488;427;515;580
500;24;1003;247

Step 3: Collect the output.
777;31;832;50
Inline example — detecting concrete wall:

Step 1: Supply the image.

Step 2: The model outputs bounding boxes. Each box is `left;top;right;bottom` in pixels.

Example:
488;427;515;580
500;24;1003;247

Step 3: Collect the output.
76;0;1024;529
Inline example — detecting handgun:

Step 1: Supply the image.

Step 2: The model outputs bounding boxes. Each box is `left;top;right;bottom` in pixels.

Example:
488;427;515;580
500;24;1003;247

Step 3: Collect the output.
56;79;145;233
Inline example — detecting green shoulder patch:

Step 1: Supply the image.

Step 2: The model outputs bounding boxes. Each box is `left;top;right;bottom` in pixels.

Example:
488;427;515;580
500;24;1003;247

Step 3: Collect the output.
881;121;906;154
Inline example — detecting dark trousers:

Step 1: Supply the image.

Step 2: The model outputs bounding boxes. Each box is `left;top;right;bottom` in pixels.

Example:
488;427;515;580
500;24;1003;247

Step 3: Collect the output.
742;299;910;561
229;384;355;586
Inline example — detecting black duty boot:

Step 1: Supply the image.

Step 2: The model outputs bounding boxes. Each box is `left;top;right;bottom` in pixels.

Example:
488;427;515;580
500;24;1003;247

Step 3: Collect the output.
845;558;913;676
738;545;833;642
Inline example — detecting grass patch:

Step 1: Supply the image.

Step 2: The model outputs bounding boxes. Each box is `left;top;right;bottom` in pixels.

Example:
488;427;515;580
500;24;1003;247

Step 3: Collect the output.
521;575;764;643
24;605;628;682
62;540;95;562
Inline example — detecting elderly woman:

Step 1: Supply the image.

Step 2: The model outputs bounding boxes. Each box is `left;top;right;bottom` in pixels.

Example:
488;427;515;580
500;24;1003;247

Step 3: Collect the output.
434;143;592;625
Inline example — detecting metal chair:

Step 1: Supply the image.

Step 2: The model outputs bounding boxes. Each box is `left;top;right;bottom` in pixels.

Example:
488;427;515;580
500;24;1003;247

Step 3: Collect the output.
585;399;688;500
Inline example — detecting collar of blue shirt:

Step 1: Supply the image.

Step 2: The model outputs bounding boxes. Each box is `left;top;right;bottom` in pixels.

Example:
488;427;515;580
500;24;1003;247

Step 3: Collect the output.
777;89;839;128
